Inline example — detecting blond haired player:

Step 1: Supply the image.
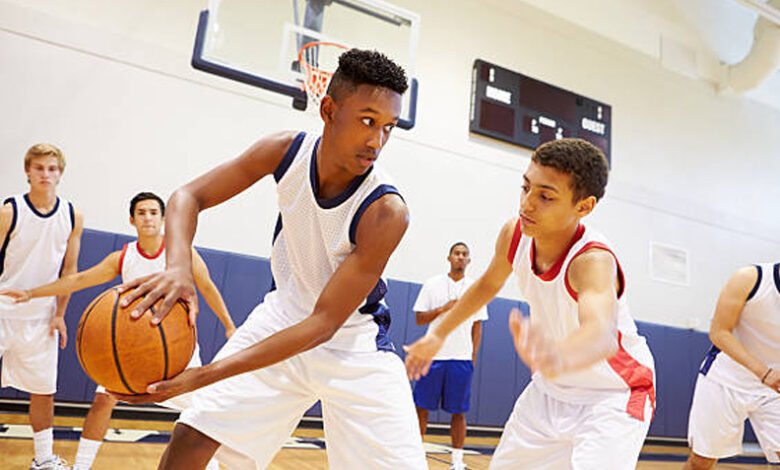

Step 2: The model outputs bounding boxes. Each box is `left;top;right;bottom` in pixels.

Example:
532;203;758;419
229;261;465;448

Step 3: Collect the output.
0;143;83;470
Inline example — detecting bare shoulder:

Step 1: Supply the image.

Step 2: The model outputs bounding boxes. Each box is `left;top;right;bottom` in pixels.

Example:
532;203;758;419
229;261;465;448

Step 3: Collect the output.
495;217;519;253
568;247;617;289
359;193;408;229
571;247;616;270
723;265;760;297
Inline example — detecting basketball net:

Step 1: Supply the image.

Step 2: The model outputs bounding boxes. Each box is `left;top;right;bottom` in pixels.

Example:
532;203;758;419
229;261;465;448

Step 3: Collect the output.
297;41;349;113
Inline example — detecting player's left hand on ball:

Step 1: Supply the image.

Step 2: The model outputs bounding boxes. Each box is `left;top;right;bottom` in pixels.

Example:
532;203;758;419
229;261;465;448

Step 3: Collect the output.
109;367;202;404
403;333;443;380
118;268;199;327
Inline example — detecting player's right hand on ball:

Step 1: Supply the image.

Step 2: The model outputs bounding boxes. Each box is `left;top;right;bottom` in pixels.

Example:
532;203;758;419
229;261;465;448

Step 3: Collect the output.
0;289;31;303
118;267;199;327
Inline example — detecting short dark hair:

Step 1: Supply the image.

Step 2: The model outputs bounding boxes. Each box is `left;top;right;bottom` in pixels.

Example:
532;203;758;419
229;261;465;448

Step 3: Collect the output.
326;49;408;101
129;192;165;216
531;138;609;202
449;242;469;255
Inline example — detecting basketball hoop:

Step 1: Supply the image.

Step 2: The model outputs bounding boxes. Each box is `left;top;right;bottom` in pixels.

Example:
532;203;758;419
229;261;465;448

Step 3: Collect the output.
297;41;349;111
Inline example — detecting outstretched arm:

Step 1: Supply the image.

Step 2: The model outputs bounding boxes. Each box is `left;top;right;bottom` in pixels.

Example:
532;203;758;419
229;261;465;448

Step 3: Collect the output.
118;131;297;325
405;218;515;379
0;251;120;302
114;194;409;403
710;266;779;392
191;249;236;338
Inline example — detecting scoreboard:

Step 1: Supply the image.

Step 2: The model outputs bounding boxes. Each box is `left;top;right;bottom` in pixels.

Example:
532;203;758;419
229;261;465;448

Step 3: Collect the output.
469;59;612;163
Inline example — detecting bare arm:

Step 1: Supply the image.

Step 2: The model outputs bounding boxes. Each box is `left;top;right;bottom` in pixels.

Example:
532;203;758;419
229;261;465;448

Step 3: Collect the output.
0;203;12;246
471;320;483;364
50;210;84;349
415;299;456;326
405;218;515;379
191;249;236;338
709;266;776;387
554;248;619;373
0;251;120;302
119;131;298;324
115;194;409;402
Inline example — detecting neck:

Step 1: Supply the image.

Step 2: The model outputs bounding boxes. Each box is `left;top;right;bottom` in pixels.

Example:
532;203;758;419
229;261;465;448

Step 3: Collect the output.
448;270;465;282
316;137;356;199
27;189;57;210
137;234;164;256
532;223;580;272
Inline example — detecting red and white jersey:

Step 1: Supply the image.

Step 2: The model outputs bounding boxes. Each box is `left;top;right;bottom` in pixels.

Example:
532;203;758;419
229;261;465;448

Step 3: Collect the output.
0;194;74;320
119;241;165;283
700;263;780;396
509;220;655;420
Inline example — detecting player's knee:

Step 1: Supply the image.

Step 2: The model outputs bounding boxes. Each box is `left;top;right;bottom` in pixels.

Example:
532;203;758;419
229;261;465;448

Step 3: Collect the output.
93;392;118;409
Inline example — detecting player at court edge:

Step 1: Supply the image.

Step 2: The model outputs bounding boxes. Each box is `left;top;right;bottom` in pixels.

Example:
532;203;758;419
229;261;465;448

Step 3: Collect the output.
0;143;83;470
110;49;428;469
405;138;656;470
0;191;237;470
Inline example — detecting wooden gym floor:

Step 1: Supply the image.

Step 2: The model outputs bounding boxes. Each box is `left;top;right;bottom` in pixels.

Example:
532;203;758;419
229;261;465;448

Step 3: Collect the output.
0;412;774;469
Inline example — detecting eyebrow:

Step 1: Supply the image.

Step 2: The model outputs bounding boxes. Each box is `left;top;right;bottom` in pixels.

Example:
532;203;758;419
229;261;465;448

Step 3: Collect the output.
523;175;560;193
358;107;400;121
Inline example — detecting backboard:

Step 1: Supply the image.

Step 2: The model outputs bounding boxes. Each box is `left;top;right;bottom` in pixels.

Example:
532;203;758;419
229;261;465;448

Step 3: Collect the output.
192;0;420;129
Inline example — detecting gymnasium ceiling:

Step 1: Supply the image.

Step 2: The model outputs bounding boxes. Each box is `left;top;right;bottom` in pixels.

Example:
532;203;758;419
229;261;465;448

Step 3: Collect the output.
507;0;780;112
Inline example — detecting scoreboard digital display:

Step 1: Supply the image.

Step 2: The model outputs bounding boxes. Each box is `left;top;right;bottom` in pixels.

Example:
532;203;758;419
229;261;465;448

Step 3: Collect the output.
469;59;612;163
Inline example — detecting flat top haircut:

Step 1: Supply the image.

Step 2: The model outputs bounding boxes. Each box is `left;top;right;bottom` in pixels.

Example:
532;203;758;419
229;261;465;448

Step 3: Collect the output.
326;49;408;102
531;138;609;202
449;242;469;255
130;192;165;217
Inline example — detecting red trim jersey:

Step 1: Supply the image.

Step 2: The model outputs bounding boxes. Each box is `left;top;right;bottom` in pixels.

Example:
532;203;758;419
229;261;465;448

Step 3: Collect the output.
508;220;655;420
119;241;165;283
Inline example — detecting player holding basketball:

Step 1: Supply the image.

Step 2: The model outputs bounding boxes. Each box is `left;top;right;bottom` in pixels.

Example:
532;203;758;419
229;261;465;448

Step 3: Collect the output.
684;264;780;469
113;49;426;469
1;191;236;470
412;242;487;470
405;138;655;469
0;144;83;470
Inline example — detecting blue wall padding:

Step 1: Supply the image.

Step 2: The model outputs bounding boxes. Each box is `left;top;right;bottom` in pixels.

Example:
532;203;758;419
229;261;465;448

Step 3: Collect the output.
0;229;758;441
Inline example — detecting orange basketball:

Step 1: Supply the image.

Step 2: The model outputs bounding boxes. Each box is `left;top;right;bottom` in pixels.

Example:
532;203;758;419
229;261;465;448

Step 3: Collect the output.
76;287;196;395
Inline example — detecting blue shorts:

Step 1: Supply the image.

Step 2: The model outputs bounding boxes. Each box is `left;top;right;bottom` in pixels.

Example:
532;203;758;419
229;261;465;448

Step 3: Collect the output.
413;360;474;414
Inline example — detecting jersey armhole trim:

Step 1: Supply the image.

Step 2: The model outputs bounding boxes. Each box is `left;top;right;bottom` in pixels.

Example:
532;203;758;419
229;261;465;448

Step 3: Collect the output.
68;201;75;231
507;218;523;265
746;265;762;301
0;198;18;277
273;132;306;182
564;242;626;301
773;263;780;295
348;184;402;244
118;243;129;275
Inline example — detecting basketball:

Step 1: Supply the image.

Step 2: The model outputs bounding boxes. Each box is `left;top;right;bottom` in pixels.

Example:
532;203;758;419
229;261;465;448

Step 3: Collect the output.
76;287;196;395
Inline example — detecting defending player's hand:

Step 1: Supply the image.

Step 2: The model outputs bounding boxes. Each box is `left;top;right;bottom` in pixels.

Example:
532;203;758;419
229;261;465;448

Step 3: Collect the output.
762;368;780;393
403;333;444;380
49;316;67;349
509;308;565;379
0;289;31;303
118;268;199;327
109;367;202;404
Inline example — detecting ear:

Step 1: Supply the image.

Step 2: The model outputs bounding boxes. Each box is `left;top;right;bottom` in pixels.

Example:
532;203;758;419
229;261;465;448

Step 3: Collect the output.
129;215;135;226
320;95;336;123
575;196;597;217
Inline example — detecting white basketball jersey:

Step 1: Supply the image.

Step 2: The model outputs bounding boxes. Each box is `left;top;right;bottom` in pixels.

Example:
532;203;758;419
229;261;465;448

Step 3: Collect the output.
119;241;166;283
700;263;780;396
0;194;74;320
509;220;655;420
264;132;402;352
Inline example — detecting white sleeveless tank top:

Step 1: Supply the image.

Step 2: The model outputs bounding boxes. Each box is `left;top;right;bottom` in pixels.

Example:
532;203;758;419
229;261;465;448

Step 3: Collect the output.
119;240;166;283
263;132;402;352
509;220;655;420
0;194;74;320
700;263;780;396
